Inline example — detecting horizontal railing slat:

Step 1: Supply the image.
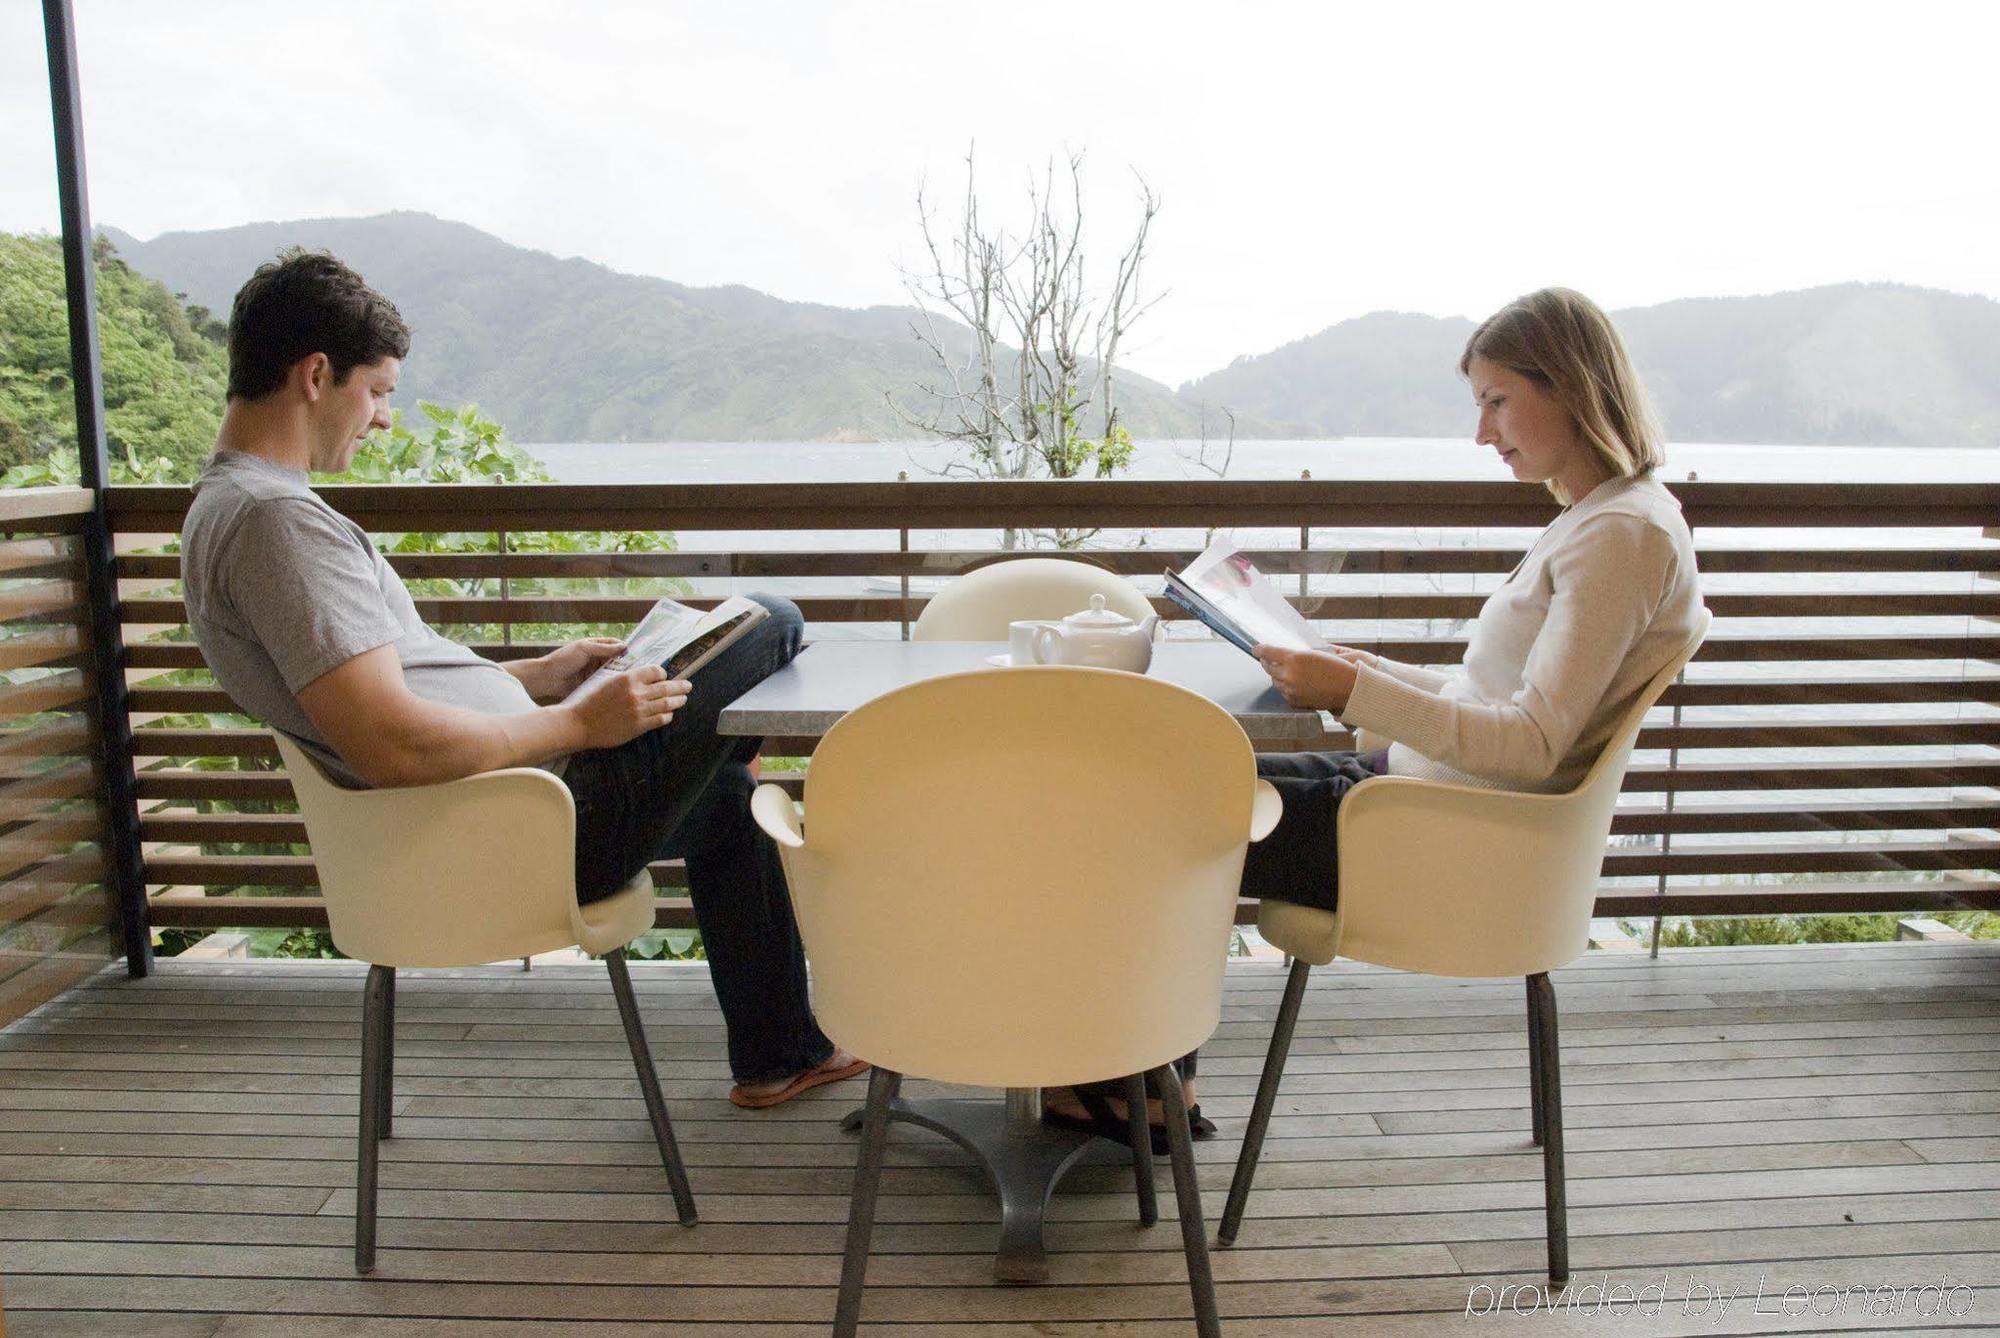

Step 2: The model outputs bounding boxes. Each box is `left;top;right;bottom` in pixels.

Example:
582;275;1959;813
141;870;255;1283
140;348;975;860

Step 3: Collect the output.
99;478;2000;531
115;589;2000;627
113;544;2000;583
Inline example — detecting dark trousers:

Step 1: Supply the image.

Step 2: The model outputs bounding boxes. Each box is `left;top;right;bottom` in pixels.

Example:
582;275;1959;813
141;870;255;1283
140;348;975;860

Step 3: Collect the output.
1240;749;1386;913
563;595;834;1085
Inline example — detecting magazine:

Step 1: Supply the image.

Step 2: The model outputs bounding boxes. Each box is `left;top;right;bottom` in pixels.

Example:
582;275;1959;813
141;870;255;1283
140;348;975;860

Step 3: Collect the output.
562;596;770;703
1164;539;1326;657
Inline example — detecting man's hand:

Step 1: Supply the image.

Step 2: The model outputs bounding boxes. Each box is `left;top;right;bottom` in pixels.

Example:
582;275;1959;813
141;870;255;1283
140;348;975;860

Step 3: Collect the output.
564;664;691;750
512;637;626;700
1255;645;1360;711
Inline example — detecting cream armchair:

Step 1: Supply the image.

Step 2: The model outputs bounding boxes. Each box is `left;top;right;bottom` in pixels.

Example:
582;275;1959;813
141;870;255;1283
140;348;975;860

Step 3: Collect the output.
271;734;698;1273
752;667;1280;1337
912;555;1153;639
1219;613;1710;1285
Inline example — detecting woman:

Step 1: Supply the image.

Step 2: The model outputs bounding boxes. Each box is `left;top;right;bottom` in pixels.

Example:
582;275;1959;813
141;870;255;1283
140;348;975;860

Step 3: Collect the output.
1047;286;1706;1149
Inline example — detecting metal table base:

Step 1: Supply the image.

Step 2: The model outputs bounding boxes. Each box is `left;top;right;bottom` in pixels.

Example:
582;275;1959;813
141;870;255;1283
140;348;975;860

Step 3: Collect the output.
840;1086;1111;1283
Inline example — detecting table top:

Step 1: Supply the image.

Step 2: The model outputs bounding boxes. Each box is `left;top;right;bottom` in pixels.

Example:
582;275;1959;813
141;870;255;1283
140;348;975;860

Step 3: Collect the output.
717;639;1326;742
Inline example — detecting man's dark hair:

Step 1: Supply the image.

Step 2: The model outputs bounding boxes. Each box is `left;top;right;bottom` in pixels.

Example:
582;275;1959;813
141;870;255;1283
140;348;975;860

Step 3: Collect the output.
226;249;410;400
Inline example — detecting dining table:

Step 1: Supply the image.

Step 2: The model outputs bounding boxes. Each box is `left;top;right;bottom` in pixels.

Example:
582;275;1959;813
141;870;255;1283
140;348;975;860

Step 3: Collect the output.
716;638;1326;1283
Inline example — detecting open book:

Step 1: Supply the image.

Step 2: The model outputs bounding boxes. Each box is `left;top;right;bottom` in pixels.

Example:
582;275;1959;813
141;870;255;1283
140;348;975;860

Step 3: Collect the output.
1164;539;1326;657
562;596;769;703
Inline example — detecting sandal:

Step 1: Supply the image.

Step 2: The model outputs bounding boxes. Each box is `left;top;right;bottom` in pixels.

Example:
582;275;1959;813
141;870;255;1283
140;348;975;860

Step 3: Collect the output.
729;1055;871;1110
1041;1077;1217;1155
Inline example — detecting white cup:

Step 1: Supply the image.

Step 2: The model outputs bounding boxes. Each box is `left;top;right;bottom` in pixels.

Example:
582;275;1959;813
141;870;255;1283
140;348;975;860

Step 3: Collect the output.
1007;619;1057;665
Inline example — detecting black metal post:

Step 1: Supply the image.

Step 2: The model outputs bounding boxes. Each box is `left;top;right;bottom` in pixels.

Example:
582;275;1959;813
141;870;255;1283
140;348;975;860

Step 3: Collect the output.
1528;971;1569;1285
42;0;151;976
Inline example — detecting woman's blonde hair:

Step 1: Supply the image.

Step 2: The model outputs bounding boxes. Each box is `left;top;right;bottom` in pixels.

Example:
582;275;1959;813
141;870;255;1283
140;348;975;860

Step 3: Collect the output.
1460;288;1664;505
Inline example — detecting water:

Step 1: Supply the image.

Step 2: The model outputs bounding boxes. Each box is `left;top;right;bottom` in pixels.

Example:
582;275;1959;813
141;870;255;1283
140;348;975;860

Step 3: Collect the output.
527;436;2000;486
525;436;2000;566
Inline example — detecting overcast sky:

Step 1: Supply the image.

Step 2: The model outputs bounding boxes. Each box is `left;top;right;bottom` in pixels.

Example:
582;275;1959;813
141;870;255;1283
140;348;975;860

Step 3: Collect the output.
4;0;1997;386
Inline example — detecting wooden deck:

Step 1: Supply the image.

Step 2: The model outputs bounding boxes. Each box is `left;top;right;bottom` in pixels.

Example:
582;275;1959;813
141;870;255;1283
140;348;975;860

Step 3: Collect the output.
0;942;1996;1335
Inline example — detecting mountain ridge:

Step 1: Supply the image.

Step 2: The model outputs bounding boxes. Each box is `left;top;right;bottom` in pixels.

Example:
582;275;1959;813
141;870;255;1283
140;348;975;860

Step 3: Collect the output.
99;212;1246;443
102;213;2000;448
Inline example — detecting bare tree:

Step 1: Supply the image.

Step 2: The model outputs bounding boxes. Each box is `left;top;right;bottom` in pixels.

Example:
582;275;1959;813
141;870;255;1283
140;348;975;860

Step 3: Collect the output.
894;149;1161;547
1181;403;1238;547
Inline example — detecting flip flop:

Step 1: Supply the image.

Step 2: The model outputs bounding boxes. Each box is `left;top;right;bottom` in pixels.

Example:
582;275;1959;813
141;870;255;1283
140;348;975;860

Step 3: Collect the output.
1042;1078;1217;1154
729;1056;871;1110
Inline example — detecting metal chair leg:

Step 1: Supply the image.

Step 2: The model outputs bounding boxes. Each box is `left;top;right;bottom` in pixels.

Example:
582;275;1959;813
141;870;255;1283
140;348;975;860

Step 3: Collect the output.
1526;974;1545;1148
379;968;396;1140
355;963;391;1273
1122;1072;1157;1226
835;1066;901;1338
1154;1064;1221;1338
1220;956;1311;1245
604;947;698;1226
1528;972;1568;1285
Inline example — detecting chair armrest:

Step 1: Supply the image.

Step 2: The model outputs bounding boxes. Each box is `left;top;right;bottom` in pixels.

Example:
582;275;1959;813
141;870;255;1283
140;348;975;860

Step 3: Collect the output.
752;782;805;848
1249;778;1282;843
1333;774;1604;977
282;755;586;968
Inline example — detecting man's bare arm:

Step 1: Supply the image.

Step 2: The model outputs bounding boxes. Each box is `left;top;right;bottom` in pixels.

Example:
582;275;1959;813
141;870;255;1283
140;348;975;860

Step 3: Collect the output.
296;645;688;788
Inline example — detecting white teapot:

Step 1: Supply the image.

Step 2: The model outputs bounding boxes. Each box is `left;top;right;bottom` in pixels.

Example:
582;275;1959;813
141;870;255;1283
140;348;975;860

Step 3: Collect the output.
1029;594;1161;673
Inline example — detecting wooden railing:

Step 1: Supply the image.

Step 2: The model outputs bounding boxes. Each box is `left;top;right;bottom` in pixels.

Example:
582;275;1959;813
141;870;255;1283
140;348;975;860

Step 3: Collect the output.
0;486;116;1018
102;477;2000;934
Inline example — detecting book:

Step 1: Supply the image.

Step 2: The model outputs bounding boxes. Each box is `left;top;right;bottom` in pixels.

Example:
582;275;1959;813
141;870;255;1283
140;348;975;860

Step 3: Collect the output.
562;596;769;703
1165;539;1326;658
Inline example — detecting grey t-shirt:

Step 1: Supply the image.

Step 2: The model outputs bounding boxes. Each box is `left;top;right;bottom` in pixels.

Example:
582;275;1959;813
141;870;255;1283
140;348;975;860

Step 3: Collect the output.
181;450;541;787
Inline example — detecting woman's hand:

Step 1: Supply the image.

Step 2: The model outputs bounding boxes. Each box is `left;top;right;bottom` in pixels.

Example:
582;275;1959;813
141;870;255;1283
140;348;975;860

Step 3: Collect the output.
1255;645;1360;711
519;637;626;699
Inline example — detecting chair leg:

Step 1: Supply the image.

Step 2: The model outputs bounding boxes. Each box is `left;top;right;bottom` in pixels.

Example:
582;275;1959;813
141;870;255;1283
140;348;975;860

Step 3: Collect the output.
379;968;396;1140
1526;974;1545;1148
1528;971;1568;1286
1154;1064;1221;1338
604;947;698;1226
1121;1072;1158;1226
355;963;391;1273
835;1065;901;1338
1220;956;1312;1245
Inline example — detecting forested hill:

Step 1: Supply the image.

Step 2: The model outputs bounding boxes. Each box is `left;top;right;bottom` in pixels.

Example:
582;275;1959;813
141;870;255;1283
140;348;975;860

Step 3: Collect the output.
99;212;1228;443
1183;286;2000;448
0;232;227;476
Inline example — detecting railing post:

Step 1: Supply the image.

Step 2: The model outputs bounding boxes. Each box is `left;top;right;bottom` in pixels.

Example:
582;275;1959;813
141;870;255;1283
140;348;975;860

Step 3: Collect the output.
1649;681;1683;959
43;0;151;976
497;528;511;649
898;503;911;641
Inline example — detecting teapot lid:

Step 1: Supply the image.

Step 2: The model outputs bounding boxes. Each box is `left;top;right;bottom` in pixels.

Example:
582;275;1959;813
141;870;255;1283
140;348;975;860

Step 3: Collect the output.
1064;593;1136;627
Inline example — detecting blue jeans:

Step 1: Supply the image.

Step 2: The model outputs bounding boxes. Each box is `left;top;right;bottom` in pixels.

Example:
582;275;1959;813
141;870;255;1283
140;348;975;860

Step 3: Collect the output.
563;595;833;1084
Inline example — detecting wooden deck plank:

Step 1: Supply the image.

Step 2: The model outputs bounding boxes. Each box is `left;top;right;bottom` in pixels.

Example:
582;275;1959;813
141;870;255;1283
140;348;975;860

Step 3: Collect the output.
0;946;1994;1334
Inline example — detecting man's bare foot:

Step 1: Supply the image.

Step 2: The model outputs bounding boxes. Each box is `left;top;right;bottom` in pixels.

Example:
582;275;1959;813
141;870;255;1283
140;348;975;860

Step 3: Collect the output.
729;1049;869;1109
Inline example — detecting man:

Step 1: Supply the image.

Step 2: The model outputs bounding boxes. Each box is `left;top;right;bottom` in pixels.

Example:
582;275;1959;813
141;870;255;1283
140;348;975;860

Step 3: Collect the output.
181;249;862;1107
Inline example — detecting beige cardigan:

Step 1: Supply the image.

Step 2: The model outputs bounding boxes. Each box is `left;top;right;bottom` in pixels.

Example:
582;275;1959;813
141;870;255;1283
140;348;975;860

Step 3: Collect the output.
1341;473;1705;793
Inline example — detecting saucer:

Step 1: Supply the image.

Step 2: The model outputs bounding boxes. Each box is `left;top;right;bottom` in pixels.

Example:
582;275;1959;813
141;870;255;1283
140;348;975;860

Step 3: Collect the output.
984;653;1016;667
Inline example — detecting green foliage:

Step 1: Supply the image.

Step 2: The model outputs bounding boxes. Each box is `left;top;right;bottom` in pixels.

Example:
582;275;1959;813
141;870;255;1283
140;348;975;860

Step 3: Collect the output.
0;231;227;478
1940;912;2000;940
625;930;706;961
324;400;549;485
1627;914;1906;948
